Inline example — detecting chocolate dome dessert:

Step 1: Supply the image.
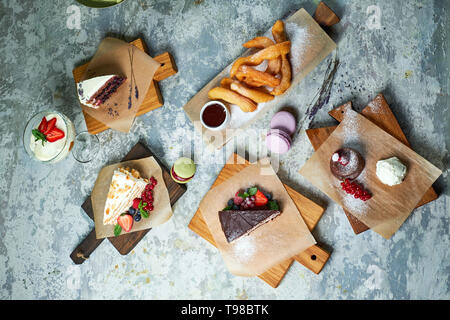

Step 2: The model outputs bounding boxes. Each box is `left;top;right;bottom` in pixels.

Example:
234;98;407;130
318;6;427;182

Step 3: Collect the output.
330;147;365;180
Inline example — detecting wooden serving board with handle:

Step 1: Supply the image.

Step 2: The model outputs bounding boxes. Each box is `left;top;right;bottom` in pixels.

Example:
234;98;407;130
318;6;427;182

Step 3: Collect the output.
188;153;330;288
72;38;177;135
305;93;438;234
70;142;186;264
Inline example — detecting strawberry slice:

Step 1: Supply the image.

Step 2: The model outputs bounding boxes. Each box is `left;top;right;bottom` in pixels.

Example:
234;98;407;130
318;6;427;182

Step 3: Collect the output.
117;213;134;232
38;117;48;133
254;190;268;206
43;117;57;135
46;127;65;142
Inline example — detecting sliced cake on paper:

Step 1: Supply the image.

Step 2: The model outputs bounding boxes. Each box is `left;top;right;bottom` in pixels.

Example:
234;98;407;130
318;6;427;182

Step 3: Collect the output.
77;75;126;109
103;167;148;225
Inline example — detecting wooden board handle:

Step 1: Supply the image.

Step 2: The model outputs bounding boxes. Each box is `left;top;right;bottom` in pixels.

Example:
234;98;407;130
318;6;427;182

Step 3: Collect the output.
293;244;330;274
153;52;178;81
70;229;104;264
314;1;340;27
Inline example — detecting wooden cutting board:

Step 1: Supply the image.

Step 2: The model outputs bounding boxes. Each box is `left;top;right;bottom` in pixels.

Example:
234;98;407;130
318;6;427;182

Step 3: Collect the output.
70;142;186;264
305;93;438;234
188;153;330;288
72;38;177;135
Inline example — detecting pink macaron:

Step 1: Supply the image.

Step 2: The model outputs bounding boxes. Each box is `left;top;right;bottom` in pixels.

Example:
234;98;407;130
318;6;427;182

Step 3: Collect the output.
266;129;292;154
270;111;296;136
266;111;296;154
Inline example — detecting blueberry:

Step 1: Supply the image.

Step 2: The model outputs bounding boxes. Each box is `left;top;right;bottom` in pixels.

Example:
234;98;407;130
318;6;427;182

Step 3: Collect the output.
134;213;141;222
227;199;234;206
129;207;136;215
232;204;239;210
265;193;272;200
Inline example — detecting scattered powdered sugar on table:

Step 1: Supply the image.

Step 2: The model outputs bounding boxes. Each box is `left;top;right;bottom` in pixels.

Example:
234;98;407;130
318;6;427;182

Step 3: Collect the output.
285;22;311;73
231;235;256;263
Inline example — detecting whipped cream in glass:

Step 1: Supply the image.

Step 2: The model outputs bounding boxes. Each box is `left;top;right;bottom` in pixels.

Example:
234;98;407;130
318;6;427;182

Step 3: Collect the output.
24;111;75;163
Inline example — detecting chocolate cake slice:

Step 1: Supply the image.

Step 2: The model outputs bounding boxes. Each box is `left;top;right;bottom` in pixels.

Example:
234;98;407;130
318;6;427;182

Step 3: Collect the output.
218;210;281;243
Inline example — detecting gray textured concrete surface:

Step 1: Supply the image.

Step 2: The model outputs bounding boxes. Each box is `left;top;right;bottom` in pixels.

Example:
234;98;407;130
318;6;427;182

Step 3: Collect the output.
0;0;448;299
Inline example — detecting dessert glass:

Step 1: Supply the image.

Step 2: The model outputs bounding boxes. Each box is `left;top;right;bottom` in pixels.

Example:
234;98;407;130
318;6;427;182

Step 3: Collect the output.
23;110;76;163
71;131;100;163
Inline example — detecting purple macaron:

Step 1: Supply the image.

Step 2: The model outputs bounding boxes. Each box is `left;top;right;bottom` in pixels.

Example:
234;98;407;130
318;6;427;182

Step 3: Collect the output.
266;111;296;154
266;129;292;154
270;111;296;136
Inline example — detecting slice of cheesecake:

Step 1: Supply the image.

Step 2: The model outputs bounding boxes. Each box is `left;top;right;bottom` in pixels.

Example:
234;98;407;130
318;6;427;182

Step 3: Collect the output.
77;75;126;108
103;167;147;225
218;209;282;243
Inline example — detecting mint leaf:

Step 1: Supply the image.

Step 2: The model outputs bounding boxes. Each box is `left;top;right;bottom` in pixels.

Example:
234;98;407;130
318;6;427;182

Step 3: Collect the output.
32;129;47;146
238;192;249;199
140;208;149;218
114;224;122;237
268;200;279;211
248;187;258;196
222;205;233;211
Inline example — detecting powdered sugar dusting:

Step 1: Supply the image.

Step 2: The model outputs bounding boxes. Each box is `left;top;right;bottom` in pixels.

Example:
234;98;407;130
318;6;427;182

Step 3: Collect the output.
366;95;386;114
231;236;256;263
285;22;311;73
342;110;362;145
342;193;369;215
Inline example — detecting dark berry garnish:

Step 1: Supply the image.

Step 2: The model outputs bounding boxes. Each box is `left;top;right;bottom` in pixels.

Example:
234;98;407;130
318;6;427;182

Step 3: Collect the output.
134;213;142;222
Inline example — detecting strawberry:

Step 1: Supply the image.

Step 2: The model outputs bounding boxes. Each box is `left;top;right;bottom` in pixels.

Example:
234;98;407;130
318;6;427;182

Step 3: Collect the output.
45;127;65;142
43;117;57;135
117;213;134;232
38;117;48;133
254;189;268;206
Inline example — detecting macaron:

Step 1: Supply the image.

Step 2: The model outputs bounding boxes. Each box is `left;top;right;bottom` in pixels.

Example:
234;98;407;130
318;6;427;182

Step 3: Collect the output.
170;157;196;184
270;111;296;136
266;129;292;154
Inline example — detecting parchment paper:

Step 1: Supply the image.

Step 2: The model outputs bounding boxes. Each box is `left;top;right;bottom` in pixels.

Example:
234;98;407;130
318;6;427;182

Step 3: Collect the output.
200;158;316;276
80;37;160;132
92;156;173;239
183;8;336;150
299;110;442;239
